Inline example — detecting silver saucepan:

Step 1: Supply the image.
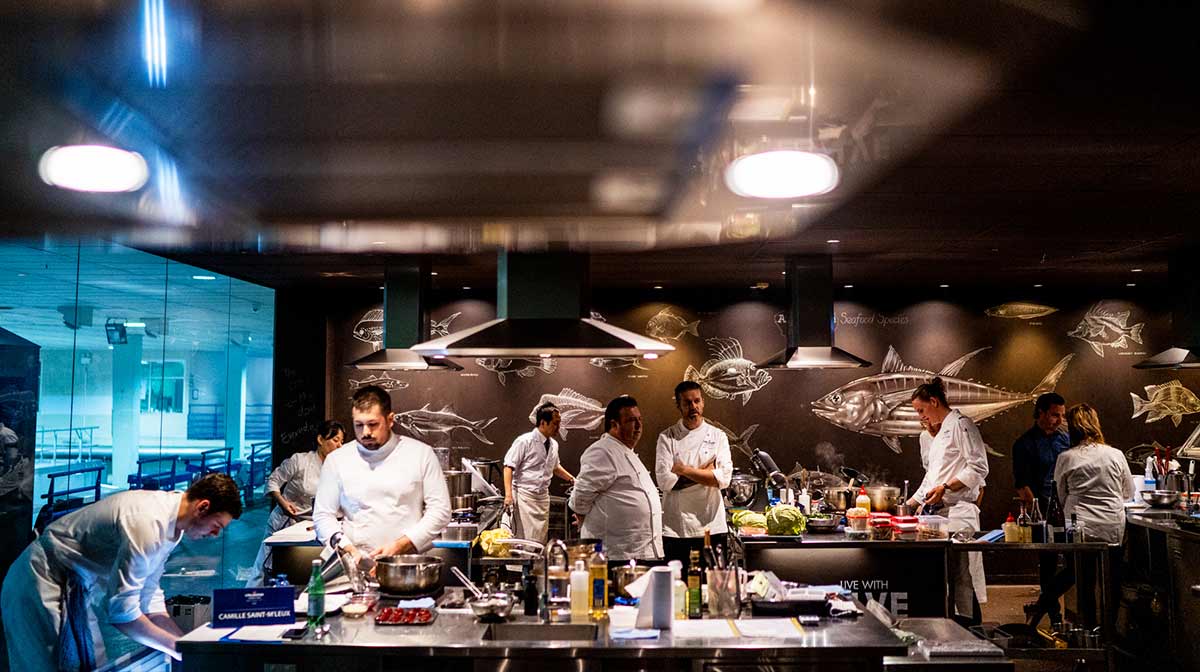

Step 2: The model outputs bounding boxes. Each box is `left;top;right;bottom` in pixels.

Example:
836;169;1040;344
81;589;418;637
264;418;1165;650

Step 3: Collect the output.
375;554;444;594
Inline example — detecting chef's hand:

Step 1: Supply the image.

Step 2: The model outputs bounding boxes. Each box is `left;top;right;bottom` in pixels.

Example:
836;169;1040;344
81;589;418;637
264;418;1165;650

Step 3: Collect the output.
281;500;301;519
572;513;585;528
372;536;416;558
504;494;514;508
1016;486;1034;507
924;484;947;506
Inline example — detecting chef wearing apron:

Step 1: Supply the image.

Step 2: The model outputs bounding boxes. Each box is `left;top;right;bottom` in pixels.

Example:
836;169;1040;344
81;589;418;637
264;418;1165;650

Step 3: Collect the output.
569;396;664;561
502;403;575;543
907;377;990;624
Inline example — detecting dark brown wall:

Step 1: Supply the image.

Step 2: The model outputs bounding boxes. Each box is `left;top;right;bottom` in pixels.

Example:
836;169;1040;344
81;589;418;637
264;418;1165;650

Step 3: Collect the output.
320;287;1196;541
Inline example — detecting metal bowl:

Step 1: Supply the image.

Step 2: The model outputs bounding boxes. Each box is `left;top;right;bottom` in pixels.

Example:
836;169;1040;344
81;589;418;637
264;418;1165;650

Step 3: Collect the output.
375;555;444;594
725;474;760;507
468;592;515;621
806;516;839;533
1142;489;1180;509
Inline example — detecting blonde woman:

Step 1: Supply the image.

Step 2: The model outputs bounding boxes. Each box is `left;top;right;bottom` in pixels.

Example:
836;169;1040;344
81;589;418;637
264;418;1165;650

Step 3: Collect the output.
1027;403;1133;627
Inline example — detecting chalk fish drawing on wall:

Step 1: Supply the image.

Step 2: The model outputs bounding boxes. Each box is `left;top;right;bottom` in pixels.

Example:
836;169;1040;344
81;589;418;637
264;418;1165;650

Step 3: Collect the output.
429;312;462;338
811;346;1073;454
985;302;1058;320
646;308;700;341
352;308;384;350
528;388;604;439
588;356;649;372
348;372;410;392
706;418;760;458
685;337;772;406
1068;303;1144;357
1130;380;1200;426
394;404;498;445
475;357;557;386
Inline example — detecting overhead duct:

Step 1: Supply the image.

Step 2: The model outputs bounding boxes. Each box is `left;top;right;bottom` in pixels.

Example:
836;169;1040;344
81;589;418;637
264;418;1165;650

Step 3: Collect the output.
1135;250;1200;369
759;255;870;370
350;261;461;371
411;252;674;358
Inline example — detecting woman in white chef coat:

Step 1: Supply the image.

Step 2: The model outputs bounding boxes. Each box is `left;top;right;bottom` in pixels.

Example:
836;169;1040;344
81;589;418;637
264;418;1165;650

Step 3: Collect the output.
1;474;241;671
1027;404;1133;627
246;420;344;586
905;377;990;625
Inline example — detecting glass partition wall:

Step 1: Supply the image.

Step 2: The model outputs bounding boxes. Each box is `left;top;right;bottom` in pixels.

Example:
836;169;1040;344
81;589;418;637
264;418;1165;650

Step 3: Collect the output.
0;237;274;660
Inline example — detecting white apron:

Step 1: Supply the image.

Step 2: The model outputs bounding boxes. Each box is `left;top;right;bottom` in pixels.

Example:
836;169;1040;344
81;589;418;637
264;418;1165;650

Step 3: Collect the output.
511;489;550;544
948;500;987;615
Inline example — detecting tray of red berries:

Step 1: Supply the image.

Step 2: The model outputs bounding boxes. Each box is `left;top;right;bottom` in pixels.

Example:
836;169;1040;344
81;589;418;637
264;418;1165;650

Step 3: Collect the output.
374;606;437;626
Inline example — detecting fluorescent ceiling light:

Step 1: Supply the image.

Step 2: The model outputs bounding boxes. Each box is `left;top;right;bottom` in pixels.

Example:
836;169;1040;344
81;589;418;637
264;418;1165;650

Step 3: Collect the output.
191;275;216;280
724;150;839;199
38;145;149;193
124;322;147;328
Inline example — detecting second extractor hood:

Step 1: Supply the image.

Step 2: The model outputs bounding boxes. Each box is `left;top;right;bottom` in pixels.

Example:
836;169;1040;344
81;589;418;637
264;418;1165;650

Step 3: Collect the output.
759;255;871;370
411;252;674;359
1135;250;1200;369
350;261;461;371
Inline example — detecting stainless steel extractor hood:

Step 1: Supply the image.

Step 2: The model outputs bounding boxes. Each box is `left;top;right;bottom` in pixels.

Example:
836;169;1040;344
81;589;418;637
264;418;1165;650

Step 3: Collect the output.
351;262;461;371
411;252;674;358
1135;250;1200;369
759;255;870;370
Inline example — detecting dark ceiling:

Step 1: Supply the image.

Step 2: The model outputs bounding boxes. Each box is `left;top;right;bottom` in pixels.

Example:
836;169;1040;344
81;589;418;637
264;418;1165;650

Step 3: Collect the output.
1;1;1197;292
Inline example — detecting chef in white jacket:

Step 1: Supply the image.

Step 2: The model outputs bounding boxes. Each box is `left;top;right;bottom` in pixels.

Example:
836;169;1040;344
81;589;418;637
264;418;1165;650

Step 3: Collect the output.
314;385;451;561
503;403;575;543
569;396;663;561
1;473;242;671
247;420;345;586
906;377;990;625
655;381;732;574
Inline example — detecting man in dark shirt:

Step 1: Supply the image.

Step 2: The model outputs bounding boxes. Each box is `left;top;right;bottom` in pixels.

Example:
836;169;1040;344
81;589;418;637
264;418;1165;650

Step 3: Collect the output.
1012;392;1068;625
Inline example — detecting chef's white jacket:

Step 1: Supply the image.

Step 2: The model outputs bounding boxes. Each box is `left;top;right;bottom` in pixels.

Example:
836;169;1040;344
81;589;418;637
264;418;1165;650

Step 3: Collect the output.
569;433;663;561
1054;442;1134;544
503;429;560;495
32;489;182;622
313;433;451;553
247;449;324;586
655;420;732;538
912;410;990;506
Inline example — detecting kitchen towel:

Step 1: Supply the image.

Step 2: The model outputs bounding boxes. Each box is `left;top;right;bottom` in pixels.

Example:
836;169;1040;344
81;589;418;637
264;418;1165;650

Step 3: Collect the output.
634;566;674;630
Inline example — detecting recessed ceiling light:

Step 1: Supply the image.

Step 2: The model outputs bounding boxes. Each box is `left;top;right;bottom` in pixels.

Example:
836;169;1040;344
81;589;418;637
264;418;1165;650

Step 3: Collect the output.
379;286;385;290
1131;268;1143;273
825;239;840;244
430;271;439;276
843;284;853;289
781;271;787;276
724;150;839;199
653;285;663;290
1033;284;1043;288
462;286;471;290
38;144;149;192
1127;283;1137;287
939;284;949;288
191;275;216;281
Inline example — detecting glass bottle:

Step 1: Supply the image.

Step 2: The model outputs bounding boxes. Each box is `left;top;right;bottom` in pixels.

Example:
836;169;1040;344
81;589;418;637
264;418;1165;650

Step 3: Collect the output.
306;559;325;630
1030;498;1047;543
669;560;688;621
588;542;609;622
1047;483;1066;543
1016;504;1032;543
687;550;703;619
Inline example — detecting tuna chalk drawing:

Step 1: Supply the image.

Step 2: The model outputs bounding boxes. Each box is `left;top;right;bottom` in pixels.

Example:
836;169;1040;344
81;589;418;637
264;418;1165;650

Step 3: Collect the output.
811;346;1073;454
394;405;498;445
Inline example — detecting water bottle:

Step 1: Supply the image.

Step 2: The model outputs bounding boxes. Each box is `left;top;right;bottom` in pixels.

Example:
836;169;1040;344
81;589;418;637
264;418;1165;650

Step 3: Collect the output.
306;559;325;629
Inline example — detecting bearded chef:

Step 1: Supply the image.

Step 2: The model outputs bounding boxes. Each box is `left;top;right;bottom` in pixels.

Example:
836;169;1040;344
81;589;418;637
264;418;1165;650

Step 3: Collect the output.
569;396;663;561
313;385;451;561
906;377;990;626
655;381;732;575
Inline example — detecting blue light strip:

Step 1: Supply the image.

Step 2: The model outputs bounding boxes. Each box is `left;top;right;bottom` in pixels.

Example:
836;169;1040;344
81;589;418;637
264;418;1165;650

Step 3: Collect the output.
143;0;168;87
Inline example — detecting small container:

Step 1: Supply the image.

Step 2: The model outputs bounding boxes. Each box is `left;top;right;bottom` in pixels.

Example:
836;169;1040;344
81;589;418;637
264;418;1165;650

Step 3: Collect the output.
869;518;893;541
843;528;870;541
846;507;870;532
891;521;918;541
341;593;376;619
917;514;951;540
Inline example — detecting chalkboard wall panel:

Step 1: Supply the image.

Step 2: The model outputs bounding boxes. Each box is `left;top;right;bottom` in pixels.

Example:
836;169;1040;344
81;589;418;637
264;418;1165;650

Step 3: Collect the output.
317;288;1193;539
272;290;330;465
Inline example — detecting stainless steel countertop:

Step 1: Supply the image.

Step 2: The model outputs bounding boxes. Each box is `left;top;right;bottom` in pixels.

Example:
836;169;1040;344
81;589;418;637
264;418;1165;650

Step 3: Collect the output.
1126;509;1200;539
178;609;907;659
